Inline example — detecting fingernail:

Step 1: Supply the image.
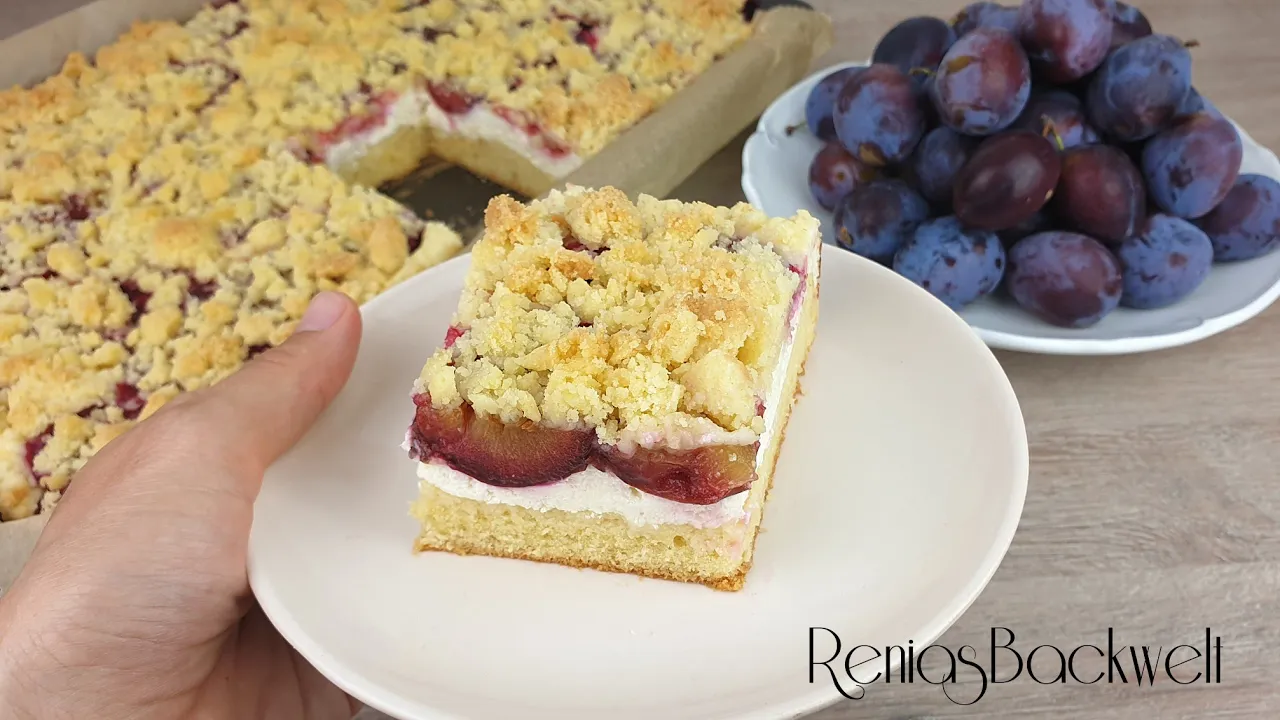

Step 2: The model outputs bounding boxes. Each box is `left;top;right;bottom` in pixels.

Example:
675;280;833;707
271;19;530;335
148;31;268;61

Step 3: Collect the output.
296;292;348;333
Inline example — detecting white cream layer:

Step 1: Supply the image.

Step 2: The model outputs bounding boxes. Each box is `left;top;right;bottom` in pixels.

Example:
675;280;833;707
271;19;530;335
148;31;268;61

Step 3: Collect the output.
417;462;751;530
324;90;584;178
413;229;820;530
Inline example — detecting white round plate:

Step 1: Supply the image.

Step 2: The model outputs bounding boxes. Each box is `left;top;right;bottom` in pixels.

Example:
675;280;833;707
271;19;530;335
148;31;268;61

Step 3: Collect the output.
248;247;1028;720
743;61;1280;356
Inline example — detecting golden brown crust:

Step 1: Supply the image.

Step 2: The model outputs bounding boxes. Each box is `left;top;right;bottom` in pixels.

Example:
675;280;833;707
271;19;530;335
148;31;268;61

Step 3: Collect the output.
415;533;743;591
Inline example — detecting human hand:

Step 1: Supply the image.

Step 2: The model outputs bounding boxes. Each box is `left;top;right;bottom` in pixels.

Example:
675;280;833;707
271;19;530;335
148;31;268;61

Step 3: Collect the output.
0;291;363;720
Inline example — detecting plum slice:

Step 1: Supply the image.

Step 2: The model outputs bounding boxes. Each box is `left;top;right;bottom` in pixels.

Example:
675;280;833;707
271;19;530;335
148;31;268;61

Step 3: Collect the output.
64;195;92;221
442;325;465;348
410;395;593;487
117;279;151;325
115;382;146;420
186;273;218;301
597;443;758;506
552;11;601;53
23;425;55;482
314;90;397;151
427;82;480;115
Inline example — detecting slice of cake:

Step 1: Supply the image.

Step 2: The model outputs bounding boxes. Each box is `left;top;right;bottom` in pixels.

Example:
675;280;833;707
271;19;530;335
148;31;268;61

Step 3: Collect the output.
406;186;821;590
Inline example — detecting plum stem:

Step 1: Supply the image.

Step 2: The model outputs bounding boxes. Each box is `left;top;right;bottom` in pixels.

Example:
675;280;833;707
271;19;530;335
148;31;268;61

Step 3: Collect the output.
908;66;935;78
1041;116;1065;152
1184;39;1201;49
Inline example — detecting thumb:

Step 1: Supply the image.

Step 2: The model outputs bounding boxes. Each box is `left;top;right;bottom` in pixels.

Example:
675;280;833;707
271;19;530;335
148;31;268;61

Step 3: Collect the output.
195;291;362;474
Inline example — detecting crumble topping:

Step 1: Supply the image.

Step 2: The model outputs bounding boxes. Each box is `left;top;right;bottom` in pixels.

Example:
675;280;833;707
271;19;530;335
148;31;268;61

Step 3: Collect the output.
416;186;819;446
0;149;463;520
0;0;751;173
0;0;753;521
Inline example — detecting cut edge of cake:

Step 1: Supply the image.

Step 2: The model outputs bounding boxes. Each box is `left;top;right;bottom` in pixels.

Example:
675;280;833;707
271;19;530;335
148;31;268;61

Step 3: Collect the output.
405;186;823;591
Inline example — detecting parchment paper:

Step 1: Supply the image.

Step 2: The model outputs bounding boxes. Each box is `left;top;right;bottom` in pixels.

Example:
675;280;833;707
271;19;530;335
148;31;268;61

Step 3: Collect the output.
0;0;832;591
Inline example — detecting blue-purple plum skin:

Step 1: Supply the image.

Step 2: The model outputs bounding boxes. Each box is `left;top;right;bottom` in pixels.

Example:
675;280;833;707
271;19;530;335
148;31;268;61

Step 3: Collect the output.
1142;112;1243;219
1007;231;1123;327
834;179;931;264
1196;174;1280;261
893;216;1006;310
1116;214;1213;309
805;68;863;141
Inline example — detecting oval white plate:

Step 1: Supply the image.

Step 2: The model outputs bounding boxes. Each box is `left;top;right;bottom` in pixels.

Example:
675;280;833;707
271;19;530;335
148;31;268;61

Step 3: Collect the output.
743;61;1280;355
248;247;1028;720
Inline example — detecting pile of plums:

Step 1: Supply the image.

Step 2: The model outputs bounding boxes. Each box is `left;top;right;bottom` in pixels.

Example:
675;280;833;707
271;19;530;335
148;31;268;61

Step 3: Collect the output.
805;0;1280;328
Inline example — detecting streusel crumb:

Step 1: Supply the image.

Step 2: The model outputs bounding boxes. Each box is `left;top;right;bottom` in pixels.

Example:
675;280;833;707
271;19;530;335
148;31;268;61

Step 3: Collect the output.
416;186;819;446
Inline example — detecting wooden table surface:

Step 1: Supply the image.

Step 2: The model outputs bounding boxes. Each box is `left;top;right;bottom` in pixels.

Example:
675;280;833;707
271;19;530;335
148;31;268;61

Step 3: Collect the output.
4;1;1280;718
